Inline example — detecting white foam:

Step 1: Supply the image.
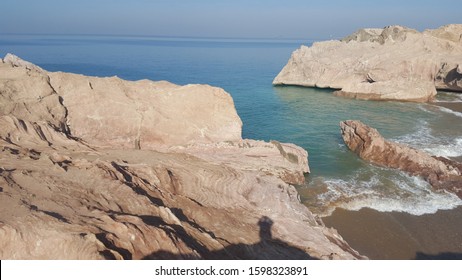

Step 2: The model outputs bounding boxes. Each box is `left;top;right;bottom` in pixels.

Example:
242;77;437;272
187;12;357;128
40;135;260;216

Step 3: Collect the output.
337;175;462;215
310;98;462;216
436;91;462;102
416;104;438;115
339;193;461;215
437;106;462;118
315;170;462;217
418;102;462;119
392;120;438;151
393;120;462;158
423;137;462;158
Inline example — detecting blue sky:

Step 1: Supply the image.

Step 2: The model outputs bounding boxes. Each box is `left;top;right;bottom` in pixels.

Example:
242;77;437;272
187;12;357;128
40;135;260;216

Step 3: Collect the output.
1;0;461;39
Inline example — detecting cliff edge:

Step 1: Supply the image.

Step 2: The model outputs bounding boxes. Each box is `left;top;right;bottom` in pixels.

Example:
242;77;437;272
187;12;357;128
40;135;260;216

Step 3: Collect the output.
0;54;363;259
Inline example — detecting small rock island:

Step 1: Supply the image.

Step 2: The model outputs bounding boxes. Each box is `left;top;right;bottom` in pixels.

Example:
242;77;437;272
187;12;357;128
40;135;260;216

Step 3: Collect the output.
274;25;462;102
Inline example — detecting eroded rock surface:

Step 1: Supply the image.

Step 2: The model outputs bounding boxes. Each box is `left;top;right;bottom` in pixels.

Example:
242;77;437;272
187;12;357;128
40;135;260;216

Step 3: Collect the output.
0;54;363;259
274;25;462;102
340;120;462;198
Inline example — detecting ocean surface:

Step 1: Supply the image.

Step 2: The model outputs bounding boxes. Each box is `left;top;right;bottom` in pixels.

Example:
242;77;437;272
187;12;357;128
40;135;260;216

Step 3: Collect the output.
2;34;462;217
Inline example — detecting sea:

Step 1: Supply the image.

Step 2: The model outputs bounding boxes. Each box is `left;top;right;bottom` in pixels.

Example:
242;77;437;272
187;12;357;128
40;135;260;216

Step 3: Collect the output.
2;34;462;218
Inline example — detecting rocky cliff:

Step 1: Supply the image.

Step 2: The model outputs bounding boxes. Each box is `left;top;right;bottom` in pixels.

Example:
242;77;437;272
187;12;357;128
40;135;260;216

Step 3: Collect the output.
0;54;363;259
274;25;462;102
340;120;462;198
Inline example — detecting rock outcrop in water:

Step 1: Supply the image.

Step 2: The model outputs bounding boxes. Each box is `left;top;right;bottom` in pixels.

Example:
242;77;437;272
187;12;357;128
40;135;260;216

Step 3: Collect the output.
0;54;363;259
274;24;462;102
340;120;462;198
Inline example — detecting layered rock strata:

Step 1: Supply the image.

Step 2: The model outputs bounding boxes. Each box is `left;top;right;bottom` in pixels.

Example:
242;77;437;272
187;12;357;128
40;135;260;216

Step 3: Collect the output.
340;120;462;198
0;54;363;259
274;25;462;102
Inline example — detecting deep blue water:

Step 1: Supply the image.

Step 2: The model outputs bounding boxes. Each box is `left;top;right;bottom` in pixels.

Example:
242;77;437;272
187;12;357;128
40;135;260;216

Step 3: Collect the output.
2;34;462;215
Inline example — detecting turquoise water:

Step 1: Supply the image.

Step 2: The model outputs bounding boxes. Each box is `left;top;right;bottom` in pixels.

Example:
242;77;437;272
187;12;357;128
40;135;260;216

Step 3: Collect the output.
2;34;462;216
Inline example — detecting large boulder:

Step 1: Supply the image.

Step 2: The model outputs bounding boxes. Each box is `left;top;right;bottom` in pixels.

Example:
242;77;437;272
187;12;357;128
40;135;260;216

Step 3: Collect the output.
1;54;242;149
274;25;462;102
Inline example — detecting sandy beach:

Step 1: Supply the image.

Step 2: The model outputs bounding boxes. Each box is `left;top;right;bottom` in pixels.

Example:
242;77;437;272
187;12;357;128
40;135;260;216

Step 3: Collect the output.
323;206;462;259
321;98;462;260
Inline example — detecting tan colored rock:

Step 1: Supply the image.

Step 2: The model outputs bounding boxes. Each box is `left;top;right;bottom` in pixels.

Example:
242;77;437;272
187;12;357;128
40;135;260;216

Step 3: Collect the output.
274;25;462;102
335;80;436;102
3;53;45;72
0;54;364;260
0;144;362;260
49;72;242;149
424;24;462;43
340;120;462;198
169;139;310;185
0;60;68;132
0;57;242;149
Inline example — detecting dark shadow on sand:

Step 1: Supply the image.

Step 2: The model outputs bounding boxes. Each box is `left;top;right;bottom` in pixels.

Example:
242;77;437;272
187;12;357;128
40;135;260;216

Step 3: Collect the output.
415;252;462;260
142;216;317;260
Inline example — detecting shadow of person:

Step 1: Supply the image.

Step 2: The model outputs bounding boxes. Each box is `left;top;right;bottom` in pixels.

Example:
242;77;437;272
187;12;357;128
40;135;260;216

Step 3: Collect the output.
258;216;273;241
142;215;317;260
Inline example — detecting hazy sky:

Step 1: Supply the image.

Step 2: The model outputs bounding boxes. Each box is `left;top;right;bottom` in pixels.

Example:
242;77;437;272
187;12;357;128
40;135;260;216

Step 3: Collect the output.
1;0;461;39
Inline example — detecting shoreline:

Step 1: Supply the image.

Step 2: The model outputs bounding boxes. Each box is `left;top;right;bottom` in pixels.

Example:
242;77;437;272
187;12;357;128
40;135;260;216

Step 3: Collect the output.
322;98;462;259
434;101;462;113
434;100;462;163
323;206;462;259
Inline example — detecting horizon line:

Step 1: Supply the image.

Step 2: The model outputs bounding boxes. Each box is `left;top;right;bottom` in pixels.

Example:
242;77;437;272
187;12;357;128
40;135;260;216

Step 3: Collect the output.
0;32;334;42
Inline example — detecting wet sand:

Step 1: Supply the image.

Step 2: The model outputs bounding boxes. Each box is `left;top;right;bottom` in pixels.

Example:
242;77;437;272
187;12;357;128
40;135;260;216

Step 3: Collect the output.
323;206;462;259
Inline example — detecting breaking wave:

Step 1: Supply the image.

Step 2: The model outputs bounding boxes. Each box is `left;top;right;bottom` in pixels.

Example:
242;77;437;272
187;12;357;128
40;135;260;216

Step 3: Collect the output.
308;168;462;217
437;106;462;118
435;91;462;103
393;120;462;158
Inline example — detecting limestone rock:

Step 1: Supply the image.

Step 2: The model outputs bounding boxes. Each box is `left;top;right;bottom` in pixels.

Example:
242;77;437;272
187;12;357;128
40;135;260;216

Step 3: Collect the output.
0;58;242;149
3;53;45;72
170;139;310;185
274;24;462;102
340;120;462;198
0;60;68;133
341;26;418;45
49;72;243;149
424;24;462;43
0;54;364;260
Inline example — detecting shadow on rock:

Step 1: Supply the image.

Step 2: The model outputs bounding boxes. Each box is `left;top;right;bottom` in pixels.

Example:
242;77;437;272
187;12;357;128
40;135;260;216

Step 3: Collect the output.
142;216;317;260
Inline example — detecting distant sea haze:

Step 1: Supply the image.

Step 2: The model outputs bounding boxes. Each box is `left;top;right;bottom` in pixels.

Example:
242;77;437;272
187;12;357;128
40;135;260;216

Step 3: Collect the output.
2;34;462;216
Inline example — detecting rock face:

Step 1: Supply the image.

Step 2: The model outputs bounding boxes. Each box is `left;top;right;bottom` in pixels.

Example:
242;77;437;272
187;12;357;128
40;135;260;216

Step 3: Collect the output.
2;53;242;149
0;54;363;260
274;25;462;102
340;120;462;198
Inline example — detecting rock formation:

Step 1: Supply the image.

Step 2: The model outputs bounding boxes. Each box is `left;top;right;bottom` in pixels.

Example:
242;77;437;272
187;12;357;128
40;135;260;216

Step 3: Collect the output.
0;54;363;259
274;24;462;102
340;120;462;198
